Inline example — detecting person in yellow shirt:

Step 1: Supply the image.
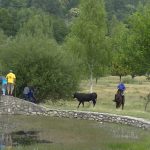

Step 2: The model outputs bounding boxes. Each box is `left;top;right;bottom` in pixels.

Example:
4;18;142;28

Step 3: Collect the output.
6;70;16;96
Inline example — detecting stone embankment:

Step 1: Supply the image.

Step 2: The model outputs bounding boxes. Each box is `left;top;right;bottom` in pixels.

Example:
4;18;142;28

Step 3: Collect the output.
0;96;150;129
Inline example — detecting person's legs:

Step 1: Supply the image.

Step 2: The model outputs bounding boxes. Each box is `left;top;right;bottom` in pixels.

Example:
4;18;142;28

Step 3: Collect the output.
122;95;125;110
2;84;6;95
24;94;28;100
10;84;14;96
32;96;37;103
2;88;5;95
7;83;11;95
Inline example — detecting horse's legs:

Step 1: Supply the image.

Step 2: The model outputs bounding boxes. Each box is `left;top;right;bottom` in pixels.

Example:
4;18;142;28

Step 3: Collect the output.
122;96;125;110
114;94;117;102
118;102;122;108
82;101;84;107
116;97;122;108
93;99;96;107
116;102;118;108
116;101;121;108
78;101;81;108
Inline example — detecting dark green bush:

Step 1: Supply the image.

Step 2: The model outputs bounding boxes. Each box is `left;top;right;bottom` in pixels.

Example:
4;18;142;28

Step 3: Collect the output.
0;35;80;101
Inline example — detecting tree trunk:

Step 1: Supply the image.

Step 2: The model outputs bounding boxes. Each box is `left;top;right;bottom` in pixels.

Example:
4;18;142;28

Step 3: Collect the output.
119;75;122;82
89;64;93;93
145;100;150;111
131;74;135;79
90;70;93;93
96;78;98;84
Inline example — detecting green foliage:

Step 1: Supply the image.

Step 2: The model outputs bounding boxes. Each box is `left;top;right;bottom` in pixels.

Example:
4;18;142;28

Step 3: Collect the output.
122;77;136;84
0;8;18;36
0;0;150;100
0;0;28;8
29;0;64;17
0;30;8;73
61;0;80;10
109;17;130;78
105;0;149;21
66;0;110;80
0;7;51;37
0;30;7;44
18;10;53;38
0;35;80;100
0;6;69;41
52;18;69;43
126;4;150;76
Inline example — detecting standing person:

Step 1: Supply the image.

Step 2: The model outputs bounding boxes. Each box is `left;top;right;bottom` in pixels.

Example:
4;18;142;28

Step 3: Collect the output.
6;70;16;96
0;76;7;95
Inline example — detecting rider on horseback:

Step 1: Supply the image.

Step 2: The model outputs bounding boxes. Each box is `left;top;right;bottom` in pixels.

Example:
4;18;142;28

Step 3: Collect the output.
113;81;126;102
117;81;126;95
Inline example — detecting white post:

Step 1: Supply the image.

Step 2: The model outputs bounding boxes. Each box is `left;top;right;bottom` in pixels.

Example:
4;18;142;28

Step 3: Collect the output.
89;64;93;93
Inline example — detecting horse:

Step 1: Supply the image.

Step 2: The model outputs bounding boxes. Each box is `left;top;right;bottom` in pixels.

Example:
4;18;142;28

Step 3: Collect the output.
73;92;97;108
114;91;125;110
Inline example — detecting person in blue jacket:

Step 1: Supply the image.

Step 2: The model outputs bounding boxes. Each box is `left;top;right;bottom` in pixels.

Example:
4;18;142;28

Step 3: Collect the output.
117;81;126;95
113;81;126;102
0;76;7;95
28;87;37;103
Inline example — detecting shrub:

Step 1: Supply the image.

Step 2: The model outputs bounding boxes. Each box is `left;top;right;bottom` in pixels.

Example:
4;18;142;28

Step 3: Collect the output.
0;35;80;101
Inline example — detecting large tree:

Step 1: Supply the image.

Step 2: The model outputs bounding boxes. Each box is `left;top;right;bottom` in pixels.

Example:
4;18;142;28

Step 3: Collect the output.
126;4;150;76
65;0;110;92
109;16;130;81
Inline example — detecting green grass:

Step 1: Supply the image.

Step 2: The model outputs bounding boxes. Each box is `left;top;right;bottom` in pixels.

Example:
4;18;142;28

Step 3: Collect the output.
43;76;150;120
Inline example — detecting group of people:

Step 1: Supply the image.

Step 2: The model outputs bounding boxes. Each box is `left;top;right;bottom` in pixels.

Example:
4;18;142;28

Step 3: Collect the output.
0;70;36;103
1;70;125;105
0;70;16;96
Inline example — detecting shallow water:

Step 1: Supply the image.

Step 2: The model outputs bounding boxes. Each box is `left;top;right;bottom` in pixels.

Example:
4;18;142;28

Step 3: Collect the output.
0;115;149;150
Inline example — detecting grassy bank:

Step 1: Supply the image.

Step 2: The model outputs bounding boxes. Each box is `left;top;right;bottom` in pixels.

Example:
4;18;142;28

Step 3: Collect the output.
43;76;150;120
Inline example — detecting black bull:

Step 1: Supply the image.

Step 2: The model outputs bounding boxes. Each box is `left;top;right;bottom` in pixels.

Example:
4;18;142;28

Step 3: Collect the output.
73;92;97;108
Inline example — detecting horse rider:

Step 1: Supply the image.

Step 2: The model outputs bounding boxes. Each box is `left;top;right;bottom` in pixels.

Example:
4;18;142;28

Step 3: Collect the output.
117;81;126;95
113;81;126;102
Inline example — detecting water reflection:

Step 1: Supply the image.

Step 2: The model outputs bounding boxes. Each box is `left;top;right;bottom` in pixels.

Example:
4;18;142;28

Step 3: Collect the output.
0;133;12;149
0;116;53;148
0;131;53;148
0;115;149;150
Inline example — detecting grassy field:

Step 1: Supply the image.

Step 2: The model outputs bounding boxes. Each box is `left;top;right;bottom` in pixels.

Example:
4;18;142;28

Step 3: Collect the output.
44;76;150;120
2;76;149;150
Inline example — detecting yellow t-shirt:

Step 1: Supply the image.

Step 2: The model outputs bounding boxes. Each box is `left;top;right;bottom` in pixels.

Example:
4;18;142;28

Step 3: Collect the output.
6;73;16;84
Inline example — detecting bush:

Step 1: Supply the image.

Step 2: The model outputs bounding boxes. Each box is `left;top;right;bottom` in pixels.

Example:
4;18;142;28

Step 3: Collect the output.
0;35;80;101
